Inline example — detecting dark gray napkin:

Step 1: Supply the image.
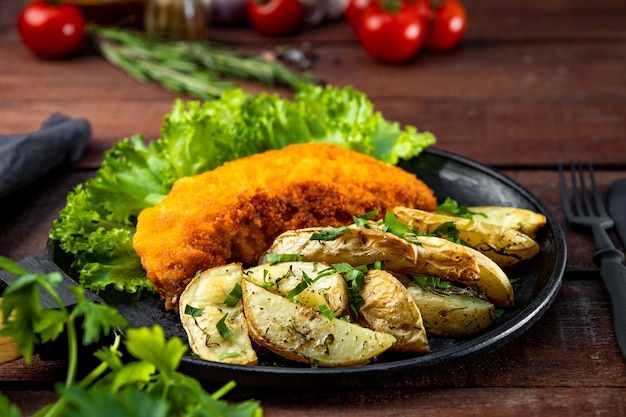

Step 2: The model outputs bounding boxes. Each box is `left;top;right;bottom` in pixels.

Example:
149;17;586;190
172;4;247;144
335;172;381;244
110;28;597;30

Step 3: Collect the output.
0;113;91;199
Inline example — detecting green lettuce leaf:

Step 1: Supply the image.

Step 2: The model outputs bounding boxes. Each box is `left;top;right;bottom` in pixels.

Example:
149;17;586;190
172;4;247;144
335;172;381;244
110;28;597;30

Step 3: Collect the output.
50;85;436;294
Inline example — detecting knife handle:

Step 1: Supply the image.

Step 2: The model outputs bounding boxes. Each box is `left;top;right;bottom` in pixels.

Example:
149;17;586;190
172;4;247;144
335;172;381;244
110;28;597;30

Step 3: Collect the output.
595;248;626;362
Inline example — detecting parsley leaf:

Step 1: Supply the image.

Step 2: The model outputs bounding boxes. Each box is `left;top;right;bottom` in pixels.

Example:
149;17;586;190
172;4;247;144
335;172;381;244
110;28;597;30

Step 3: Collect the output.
125;325;187;377
216;313;234;340
310;226;348;241
436;196;486;219
223;283;242;307
184;304;204;317
265;253;305;265
318;304;336;321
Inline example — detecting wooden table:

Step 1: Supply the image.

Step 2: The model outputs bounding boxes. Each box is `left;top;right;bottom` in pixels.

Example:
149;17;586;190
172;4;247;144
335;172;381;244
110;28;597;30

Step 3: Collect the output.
2;1;626;415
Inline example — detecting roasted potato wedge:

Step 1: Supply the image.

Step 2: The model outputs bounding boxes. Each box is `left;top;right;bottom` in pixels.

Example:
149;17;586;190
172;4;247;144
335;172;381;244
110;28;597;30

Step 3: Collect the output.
261;226;480;283
179;263;258;365
359;270;429;353
392;206;540;268
406;282;496;337
242;280;396;367
468;246;514;307
466;206;547;239
400;235;514;307
243;261;348;315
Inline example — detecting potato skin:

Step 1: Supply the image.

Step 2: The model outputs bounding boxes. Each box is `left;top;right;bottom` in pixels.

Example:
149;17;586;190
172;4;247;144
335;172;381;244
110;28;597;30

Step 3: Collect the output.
358;270;430;353
242;280;396;367
262;226;480;283
392;206;540;268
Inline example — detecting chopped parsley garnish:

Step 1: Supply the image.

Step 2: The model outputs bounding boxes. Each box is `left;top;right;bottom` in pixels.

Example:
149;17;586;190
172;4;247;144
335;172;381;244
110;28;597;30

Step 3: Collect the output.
184;304;205;317
265;253;305;265
261;269;276;289
310;226;348;241
318;304;336;321
216;313;233;340
223;283;242;307
411;276;451;289
218;352;242;360
353;210;379;227
332;263;367;316
287;272;314;301
383;210;411;238
436;196;486;219
432;221;462;243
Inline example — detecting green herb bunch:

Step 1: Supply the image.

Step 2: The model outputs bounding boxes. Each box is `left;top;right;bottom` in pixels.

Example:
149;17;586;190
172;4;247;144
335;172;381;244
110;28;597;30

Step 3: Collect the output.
0;256;262;417
89;24;314;100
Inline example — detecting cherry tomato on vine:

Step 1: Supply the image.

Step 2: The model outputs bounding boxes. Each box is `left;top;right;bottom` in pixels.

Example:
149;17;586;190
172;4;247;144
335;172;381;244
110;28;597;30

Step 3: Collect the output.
17;1;85;59
345;0;371;30
246;0;304;36
423;0;467;51
357;1;426;64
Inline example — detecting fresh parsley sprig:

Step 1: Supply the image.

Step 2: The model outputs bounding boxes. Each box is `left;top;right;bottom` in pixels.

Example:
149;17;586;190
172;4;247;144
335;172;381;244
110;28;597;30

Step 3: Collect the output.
0;256;262;417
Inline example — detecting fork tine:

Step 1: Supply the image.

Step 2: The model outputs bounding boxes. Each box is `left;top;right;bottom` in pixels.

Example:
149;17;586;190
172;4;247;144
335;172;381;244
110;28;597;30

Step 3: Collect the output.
577;161;596;216
587;162;608;217
570;161;585;216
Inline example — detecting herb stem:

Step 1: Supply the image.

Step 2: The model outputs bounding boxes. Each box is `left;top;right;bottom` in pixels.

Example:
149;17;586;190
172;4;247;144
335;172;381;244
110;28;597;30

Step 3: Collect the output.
78;335;122;388
64;315;79;388
88;24;314;100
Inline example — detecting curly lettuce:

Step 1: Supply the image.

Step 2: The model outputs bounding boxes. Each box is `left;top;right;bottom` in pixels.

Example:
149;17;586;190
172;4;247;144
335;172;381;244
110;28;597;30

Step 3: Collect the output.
50;85;436;293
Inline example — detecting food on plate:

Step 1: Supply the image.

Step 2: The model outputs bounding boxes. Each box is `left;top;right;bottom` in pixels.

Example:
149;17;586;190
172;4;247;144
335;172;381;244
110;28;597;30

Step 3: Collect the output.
464;247;514;307
242;279;396;367
243;261;349;314
462;206;547;239
261;226;480;284
405;281;496;337
178;263;258;365
392;206;541;268
358;269;430;353
397;234;514;307
133;142;437;309
50;85;436;296
178;200;546;366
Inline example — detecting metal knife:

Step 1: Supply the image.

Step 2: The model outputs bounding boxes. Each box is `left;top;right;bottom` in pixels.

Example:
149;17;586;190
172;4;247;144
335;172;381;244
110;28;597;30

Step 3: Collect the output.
608;178;626;250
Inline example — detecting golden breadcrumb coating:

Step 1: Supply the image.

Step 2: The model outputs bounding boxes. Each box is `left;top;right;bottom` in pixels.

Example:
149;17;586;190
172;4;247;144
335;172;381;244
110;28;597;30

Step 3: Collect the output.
133;143;436;309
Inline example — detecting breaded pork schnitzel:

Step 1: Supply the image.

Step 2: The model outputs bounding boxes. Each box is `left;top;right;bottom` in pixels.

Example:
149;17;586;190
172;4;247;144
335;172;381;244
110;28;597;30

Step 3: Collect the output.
133;143;436;309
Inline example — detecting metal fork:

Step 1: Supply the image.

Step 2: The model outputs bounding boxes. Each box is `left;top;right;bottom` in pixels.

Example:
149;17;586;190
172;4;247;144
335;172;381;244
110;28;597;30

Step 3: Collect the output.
559;161;626;361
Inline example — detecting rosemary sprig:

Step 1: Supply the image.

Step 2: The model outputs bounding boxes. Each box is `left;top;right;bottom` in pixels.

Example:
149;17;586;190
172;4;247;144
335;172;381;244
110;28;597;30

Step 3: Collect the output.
88;24;314;100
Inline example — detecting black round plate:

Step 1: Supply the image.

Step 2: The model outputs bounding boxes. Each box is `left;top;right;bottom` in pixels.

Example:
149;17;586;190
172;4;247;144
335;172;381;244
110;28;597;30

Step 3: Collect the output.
50;147;567;389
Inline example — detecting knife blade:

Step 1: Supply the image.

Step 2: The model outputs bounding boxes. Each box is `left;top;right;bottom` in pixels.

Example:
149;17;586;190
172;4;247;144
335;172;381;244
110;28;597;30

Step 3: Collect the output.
608;178;626;250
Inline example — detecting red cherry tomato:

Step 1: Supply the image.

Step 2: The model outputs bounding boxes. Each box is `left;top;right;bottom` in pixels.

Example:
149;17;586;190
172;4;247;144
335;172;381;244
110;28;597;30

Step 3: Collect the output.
345;0;371;30
357;1;426;64
410;0;433;24
17;1;85;59
423;0;467;51
246;0;304;36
